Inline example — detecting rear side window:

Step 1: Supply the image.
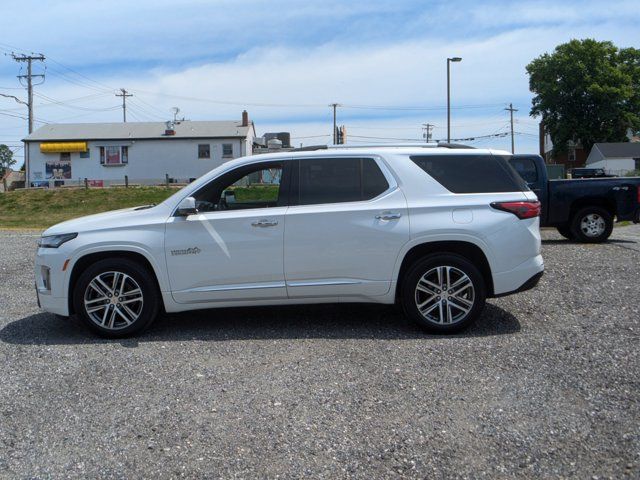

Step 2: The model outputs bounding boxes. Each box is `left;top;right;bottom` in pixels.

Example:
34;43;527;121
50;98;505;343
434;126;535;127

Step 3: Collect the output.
410;154;528;193
295;157;389;205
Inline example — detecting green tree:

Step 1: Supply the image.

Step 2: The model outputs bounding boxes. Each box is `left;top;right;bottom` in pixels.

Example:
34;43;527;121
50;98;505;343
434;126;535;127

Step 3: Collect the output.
527;39;640;155
0;144;17;191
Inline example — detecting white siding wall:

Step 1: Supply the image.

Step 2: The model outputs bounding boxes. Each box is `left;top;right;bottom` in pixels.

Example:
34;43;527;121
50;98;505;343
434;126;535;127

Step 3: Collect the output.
27;137;249;187
586;157;636;175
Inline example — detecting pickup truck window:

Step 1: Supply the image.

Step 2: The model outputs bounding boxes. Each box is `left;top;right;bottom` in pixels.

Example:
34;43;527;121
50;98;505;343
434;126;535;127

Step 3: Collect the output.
510;157;538;183
410;154;528;193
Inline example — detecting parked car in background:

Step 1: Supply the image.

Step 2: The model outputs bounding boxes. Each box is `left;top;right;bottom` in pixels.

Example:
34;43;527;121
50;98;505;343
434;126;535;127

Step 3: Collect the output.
570;168;614;179
509;154;640;242
35;145;543;338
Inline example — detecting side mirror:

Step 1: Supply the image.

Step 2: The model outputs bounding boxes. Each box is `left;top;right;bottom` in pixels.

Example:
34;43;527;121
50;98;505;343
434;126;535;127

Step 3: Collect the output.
176;196;197;216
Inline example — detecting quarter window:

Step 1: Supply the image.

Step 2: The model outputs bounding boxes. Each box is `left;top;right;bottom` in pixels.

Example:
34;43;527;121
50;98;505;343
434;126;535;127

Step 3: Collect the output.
295;157;389;206
411;154;527;193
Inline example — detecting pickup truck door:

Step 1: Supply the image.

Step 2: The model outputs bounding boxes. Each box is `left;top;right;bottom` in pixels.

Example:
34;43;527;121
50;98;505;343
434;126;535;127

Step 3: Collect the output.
612;182;638;221
508;155;547;220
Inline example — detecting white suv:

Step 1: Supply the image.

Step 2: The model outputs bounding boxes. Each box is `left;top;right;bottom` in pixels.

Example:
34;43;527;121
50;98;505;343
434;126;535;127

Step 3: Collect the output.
35;145;543;338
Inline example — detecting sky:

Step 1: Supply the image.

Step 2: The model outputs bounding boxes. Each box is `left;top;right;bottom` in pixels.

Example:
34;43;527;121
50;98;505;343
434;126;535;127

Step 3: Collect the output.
1;0;639;166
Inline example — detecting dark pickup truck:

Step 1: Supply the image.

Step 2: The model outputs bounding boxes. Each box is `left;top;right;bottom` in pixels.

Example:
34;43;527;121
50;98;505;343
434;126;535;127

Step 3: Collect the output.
508;154;640;242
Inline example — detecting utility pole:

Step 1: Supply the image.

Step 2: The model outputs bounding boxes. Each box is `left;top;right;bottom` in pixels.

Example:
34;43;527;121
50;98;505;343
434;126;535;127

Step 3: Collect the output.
505;103;518;153
422;123;434;142
116;88;133;122
446;57;462;143
330;103;339;145
12;53;45;134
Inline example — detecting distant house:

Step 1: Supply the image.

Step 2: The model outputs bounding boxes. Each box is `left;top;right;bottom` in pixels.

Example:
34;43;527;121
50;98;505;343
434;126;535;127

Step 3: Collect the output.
538;124;588;167
0;169;25;192
22;111;256;187
585;142;640;176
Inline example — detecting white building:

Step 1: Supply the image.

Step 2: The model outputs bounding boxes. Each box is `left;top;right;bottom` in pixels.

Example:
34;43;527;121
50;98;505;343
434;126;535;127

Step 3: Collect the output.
585;142;640;176
23;112;255;187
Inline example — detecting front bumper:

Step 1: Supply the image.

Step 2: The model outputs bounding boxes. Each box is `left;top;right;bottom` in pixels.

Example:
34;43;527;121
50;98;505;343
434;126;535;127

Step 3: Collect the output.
35;247;71;316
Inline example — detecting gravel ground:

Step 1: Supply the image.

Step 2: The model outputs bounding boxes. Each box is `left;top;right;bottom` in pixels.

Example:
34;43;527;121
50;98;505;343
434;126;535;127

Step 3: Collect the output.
1;226;639;479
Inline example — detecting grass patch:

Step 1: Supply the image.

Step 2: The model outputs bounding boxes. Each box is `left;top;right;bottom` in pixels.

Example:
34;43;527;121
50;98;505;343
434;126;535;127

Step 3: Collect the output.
0;187;176;229
230;185;279;202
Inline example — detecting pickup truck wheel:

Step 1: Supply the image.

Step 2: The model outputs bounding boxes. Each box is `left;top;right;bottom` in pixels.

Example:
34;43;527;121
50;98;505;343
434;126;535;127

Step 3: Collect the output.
556;226;575;240
401;254;486;334
570;207;613;243
73;258;160;338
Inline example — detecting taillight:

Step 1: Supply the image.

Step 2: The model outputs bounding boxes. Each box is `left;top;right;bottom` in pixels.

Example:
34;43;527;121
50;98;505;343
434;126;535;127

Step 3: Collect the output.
491;200;541;219
637;185;640;204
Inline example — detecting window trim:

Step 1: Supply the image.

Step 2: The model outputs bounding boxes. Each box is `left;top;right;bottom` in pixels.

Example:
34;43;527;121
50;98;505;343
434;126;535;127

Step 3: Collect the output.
288;155;396;207
222;143;234;158
198;143;211;159
99;145;129;166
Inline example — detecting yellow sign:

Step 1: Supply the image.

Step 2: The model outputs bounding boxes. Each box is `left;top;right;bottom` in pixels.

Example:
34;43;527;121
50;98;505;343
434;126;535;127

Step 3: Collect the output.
40;142;88;153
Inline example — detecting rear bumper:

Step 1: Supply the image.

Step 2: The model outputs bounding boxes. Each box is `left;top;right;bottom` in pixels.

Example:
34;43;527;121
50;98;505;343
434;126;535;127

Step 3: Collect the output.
491;254;544;297
493;271;543;298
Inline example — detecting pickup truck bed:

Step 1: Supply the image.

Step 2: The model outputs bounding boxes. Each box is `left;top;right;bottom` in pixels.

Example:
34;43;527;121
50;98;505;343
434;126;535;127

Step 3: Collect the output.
508;154;640;242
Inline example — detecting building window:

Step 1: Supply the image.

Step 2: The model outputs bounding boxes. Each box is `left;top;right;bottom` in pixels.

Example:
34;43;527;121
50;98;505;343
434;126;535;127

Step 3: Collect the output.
568;149;576;162
79;149;90;159
634;158;640;171
60;152;71;162
222;143;233;158
198;144;210;159
99;146;129;166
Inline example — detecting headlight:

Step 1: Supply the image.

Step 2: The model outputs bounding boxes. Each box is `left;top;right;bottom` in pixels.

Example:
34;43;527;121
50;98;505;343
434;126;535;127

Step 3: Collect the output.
38;233;78;248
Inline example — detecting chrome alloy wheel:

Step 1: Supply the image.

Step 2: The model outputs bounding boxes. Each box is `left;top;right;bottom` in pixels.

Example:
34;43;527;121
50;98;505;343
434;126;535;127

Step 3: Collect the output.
414;266;475;324
83;271;144;330
580;213;606;238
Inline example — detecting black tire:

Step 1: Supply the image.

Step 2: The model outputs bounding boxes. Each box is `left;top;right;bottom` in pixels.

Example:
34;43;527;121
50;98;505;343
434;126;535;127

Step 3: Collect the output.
556;226;575;240
401;253;486;334
570;206;613;243
73;258;160;338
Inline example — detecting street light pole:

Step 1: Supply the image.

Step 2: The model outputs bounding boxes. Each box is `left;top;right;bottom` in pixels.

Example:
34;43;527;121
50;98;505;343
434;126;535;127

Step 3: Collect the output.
446;57;462;143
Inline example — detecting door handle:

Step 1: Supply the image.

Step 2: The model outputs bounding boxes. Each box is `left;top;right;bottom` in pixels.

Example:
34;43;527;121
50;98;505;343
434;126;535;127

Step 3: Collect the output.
375;211;402;221
251;219;279;227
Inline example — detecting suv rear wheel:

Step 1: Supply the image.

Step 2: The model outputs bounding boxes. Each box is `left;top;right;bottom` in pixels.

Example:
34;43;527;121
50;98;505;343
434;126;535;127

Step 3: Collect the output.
73;258;160;338
401;254;486;333
570;206;613;243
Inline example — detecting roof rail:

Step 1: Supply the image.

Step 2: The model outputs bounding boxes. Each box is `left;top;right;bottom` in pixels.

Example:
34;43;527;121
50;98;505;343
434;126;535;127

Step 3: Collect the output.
436;142;475;149
290;145;329;152
290;142;475;152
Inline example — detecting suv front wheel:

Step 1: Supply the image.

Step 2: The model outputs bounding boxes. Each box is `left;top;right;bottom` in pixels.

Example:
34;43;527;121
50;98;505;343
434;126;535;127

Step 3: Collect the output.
401;254;486;333
73;258;160;338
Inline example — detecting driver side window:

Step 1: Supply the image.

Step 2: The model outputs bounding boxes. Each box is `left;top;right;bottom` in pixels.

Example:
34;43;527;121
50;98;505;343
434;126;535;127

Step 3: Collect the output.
193;162;284;213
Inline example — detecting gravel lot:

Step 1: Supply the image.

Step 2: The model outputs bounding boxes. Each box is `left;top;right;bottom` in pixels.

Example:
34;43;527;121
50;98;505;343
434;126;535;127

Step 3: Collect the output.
1;226;639;479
